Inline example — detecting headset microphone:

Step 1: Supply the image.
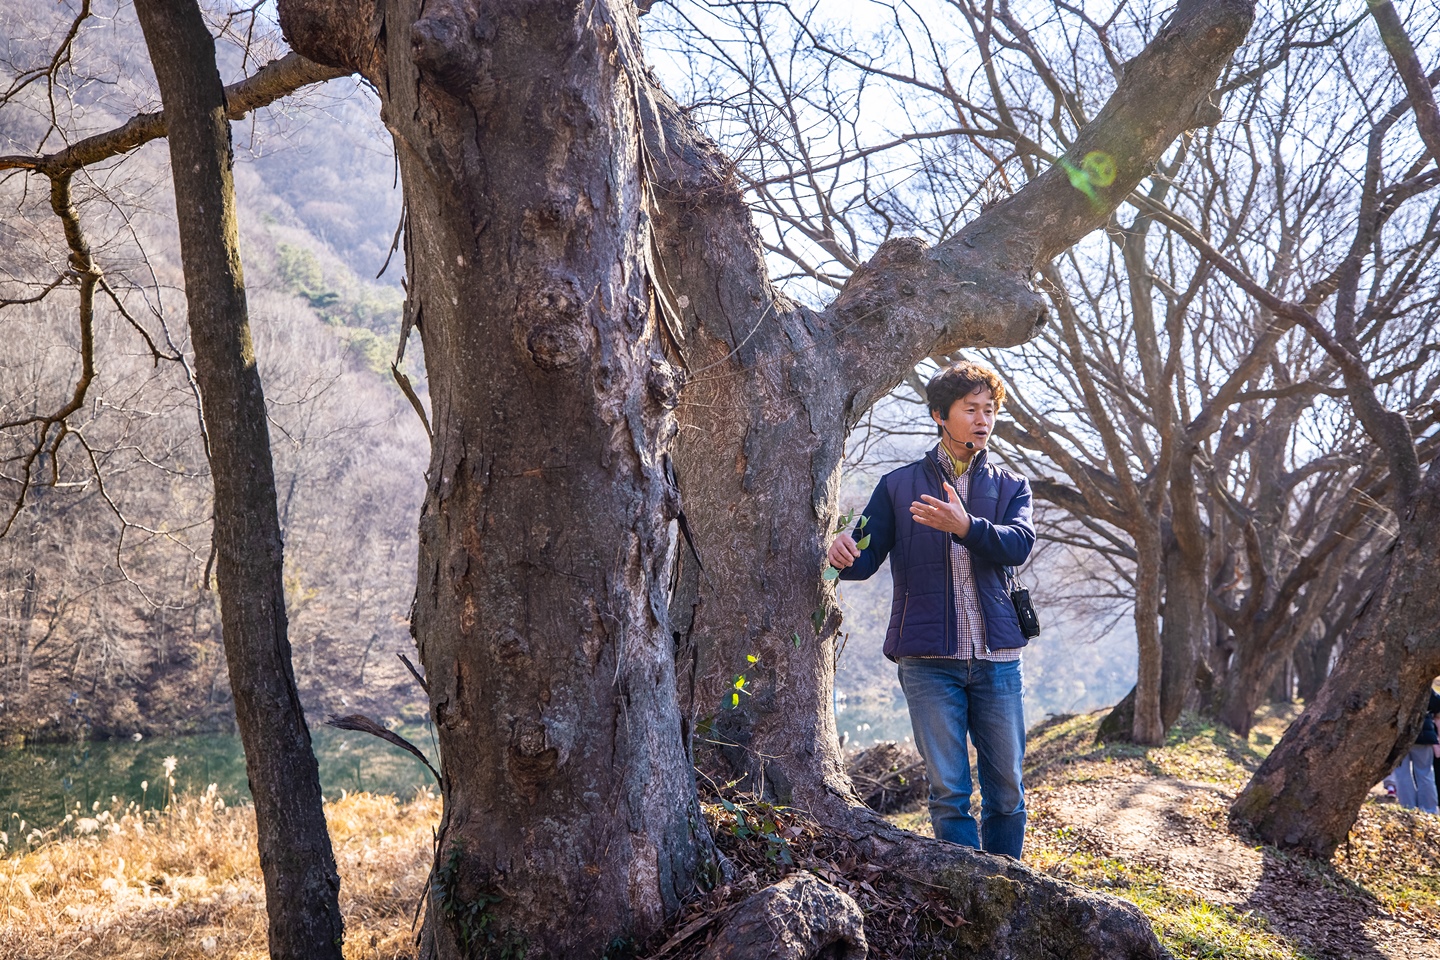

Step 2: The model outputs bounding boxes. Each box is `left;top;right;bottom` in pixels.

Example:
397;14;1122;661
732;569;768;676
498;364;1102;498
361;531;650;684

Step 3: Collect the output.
939;416;977;451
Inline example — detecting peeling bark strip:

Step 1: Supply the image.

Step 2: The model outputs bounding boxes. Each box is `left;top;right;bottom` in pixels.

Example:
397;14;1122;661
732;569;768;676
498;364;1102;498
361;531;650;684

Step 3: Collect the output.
278;0;709;955
131;0;344;957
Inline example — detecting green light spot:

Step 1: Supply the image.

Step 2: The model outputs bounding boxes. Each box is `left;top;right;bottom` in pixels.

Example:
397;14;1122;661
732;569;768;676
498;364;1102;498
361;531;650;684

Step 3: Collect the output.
1083;151;1117;187
1061;158;1098;201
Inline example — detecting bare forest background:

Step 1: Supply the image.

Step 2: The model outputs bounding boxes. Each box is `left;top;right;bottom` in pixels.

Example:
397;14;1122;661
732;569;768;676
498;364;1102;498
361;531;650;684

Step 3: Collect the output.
0;0;429;741
0;0;1151;750
4;0;1440;955
2;0;1436;762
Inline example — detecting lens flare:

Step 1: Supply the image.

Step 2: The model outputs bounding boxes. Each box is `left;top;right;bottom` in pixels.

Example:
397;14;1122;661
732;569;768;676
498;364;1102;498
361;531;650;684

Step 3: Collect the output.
1061;150;1118;204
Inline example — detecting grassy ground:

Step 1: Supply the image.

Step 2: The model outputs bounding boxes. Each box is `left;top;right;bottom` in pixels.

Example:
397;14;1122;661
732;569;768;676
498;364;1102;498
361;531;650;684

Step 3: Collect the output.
1030;706;1440;921
888;704;1440;959
1;786;439;959
6;708;1438;959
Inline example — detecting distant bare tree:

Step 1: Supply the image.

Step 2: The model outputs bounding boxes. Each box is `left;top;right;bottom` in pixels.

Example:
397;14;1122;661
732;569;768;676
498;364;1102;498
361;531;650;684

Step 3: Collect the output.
1226;1;1440;859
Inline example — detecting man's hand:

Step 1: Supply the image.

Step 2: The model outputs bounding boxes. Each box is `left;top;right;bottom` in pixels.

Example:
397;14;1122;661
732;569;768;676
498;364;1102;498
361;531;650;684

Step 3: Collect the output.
828;532;861;569
911;483;971;537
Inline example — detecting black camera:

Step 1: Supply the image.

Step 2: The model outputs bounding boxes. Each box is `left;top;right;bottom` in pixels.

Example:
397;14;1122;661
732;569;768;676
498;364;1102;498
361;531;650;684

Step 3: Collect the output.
1010;585;1040;639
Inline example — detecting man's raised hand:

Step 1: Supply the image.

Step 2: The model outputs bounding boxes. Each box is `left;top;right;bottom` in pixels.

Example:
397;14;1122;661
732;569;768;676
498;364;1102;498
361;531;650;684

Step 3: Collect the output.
828;532;861;570
911;482;971;537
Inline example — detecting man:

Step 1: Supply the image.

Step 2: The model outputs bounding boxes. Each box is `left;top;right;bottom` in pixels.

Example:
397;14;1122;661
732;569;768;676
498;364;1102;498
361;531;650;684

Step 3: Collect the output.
829;361;1035;858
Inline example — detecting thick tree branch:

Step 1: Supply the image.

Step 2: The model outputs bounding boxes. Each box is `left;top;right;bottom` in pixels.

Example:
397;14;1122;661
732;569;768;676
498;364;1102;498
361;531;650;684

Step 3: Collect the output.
0;52;346;175
638;0;1256;783
1367;1;1440;169
644;0;1254;419
985;0;1255;264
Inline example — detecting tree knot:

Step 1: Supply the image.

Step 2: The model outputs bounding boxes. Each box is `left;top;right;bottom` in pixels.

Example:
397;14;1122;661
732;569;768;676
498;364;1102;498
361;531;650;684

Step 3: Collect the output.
411;6;495;96
518;274;592;371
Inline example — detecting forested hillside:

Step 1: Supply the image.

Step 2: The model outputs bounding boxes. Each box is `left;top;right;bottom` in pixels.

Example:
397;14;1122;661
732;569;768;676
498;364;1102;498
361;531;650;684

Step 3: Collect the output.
0;0;425;740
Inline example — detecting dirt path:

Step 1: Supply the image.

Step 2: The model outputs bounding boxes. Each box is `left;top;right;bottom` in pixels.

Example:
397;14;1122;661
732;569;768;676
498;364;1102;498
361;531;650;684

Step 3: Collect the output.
1035;775;1440;960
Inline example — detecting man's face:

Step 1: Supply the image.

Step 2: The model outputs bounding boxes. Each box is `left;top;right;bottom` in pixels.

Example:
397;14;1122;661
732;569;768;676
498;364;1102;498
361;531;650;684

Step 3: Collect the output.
932;386;997;450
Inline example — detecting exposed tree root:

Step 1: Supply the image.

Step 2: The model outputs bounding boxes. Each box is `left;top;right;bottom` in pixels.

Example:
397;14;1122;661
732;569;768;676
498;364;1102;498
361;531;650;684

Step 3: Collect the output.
646;785;1168;960
820;803;1170;960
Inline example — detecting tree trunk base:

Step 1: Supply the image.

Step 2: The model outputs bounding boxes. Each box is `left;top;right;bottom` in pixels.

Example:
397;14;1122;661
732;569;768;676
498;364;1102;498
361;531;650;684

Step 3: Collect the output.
1097;687;1138;742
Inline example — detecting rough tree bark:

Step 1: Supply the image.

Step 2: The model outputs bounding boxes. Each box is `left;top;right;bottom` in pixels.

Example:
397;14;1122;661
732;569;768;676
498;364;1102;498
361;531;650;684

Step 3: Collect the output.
1160;517;1207;728
1293;555;1391;705
1118;210;1185;744
1096;520;1207;744
1292;627;1332;703
132;0;344;956
697;875;867;960
278;1;709;955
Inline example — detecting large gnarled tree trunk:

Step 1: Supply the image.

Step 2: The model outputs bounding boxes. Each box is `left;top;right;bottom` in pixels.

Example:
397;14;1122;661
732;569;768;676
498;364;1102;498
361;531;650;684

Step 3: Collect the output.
279;1;709;954
133;0;344;956
650;0;1250;947
656;0;1255;799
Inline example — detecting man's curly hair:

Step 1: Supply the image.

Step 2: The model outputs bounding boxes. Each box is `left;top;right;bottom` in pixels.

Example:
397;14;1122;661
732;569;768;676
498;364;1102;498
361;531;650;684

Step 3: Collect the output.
926;361;1007;435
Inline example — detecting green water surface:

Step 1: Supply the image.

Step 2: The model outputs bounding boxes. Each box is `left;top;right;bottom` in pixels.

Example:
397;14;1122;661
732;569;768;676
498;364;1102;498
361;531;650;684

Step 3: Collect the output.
0;724;438;833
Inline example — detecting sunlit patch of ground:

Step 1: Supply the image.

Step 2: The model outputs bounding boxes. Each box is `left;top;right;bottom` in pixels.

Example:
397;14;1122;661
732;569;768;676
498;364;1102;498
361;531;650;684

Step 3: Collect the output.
891;704;1440;960
1;787;439;960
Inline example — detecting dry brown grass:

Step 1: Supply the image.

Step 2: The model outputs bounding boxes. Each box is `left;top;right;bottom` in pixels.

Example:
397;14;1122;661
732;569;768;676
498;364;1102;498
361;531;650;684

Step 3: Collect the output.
1;788;440;960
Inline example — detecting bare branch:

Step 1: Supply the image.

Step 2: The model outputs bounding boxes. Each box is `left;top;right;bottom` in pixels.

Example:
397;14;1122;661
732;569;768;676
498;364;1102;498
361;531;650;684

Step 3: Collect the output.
0;53;347;175
1366;1;1440;169
0;0;93;110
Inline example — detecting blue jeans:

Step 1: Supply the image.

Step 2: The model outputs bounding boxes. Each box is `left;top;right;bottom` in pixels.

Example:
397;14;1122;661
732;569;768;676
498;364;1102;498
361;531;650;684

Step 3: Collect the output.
1396;745;1439;814
897;657;1026;858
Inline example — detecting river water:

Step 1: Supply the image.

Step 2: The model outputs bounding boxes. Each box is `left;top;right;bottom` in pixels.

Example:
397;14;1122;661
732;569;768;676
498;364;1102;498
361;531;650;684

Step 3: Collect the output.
0;724;437;833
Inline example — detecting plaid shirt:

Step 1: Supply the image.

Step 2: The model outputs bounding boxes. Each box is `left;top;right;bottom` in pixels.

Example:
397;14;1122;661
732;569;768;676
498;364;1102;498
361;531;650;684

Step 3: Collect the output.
935;445;1022;663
